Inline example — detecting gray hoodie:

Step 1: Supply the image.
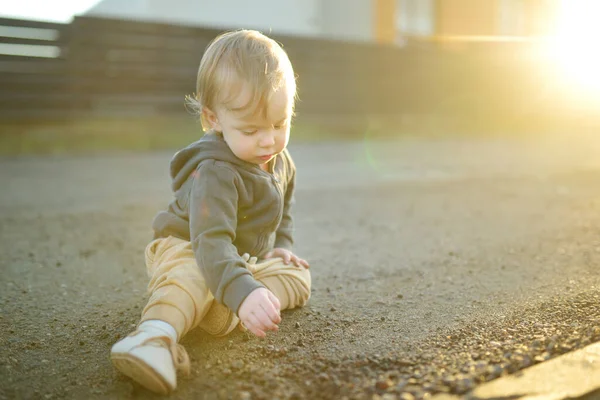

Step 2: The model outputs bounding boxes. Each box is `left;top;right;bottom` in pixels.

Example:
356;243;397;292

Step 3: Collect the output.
152;132;296;314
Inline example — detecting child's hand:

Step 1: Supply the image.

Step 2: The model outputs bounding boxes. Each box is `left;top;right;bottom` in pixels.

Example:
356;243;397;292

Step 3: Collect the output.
238;288;281;338
264;248;310;269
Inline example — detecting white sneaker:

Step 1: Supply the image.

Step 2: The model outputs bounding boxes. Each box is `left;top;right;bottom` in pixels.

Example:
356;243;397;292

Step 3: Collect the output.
110;330;190;394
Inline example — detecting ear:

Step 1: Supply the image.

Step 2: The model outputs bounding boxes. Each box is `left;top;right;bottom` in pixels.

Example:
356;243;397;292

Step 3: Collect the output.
202;107;222;132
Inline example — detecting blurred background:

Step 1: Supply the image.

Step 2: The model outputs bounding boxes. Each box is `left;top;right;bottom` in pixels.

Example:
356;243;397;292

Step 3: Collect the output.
0;0;598;154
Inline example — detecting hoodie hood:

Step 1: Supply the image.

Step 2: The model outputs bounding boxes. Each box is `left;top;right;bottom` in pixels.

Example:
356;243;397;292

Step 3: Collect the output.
169;132;255;191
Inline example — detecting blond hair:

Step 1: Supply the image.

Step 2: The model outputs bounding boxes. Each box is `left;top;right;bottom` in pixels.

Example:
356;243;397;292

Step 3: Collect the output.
186;30;297;131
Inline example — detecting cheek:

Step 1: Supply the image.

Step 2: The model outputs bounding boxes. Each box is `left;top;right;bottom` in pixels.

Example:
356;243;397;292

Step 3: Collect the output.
232;135;256;154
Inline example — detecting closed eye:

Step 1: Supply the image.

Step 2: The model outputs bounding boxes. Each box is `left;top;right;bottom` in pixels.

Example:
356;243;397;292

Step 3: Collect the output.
274;120;289;130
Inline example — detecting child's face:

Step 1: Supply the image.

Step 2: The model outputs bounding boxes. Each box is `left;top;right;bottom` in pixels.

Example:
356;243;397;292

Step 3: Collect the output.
206;81;293;166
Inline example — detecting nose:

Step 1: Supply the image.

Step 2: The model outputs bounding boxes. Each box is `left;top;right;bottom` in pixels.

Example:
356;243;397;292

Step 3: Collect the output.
259;130;276;148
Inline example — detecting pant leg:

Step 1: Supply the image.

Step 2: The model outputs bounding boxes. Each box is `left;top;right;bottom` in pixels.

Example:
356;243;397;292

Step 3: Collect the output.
249;257;312;311
197;256;311;336
140;237;311;339
140;236;219;340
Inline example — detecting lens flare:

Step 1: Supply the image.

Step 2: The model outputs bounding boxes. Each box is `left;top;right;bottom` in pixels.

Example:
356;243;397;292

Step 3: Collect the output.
546;0;600;95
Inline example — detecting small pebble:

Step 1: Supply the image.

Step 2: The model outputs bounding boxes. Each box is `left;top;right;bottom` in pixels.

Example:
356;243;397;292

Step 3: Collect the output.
375;379;393;390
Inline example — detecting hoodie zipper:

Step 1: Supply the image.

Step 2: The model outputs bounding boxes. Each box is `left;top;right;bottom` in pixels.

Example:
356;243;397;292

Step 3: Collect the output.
268;155;284;230
253;155;284;254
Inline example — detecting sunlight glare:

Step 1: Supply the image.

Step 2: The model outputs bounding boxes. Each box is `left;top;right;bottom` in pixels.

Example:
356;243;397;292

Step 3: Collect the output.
547;0;600;94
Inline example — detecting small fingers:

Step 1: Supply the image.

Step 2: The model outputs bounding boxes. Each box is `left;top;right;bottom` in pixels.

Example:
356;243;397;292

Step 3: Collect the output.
283;253;292;264
244;314;266;338
267;290;282;314
255;308;279;332
260;299;281;325
290;255;309;269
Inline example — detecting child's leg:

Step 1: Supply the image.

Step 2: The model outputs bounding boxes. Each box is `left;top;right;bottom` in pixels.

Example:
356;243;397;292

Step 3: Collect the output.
140;236;229;339
248;257;312;311
111;236;226;394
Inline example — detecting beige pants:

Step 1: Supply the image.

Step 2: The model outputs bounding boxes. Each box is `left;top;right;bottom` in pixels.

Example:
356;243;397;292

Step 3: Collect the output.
139;236;311;340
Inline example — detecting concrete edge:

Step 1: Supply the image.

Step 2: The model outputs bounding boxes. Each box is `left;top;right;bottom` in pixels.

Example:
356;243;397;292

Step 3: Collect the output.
432;341;600;400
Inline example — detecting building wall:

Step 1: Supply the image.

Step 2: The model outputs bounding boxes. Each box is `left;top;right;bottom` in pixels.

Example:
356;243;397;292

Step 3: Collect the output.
497;0;527;36
84;0;558;44
497;0;558;36
84;0;374;42
320;0;373;42
398;0;559;39
397;0;435;37
436;0;498;36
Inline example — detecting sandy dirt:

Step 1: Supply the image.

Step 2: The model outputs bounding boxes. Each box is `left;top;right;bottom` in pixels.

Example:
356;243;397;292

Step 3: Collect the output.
2;133;600;399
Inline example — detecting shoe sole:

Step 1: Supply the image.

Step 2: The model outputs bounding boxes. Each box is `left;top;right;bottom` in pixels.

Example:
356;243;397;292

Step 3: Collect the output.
111;353;173;394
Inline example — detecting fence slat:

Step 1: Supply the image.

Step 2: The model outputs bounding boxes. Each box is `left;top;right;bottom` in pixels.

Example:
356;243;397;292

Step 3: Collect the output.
0;36;64;45
0;17;65;29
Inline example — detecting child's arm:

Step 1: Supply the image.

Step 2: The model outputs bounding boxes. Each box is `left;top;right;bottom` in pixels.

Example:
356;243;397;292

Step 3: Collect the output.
189;162;264;315
274;149;295;250
266;151;309;268
189;162;282;336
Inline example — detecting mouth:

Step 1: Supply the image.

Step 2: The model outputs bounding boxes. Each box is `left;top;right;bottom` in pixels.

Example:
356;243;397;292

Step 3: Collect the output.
258;154;273;162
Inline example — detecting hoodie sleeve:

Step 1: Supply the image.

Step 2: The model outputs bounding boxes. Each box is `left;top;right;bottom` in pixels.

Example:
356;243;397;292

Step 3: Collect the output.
189;161;264;314
274;151;296;250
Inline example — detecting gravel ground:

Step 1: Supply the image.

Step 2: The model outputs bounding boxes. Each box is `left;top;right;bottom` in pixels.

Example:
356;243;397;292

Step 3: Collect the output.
2;133;600;399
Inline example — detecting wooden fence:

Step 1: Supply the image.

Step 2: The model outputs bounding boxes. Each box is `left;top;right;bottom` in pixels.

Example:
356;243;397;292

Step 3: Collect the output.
0;16;591;132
